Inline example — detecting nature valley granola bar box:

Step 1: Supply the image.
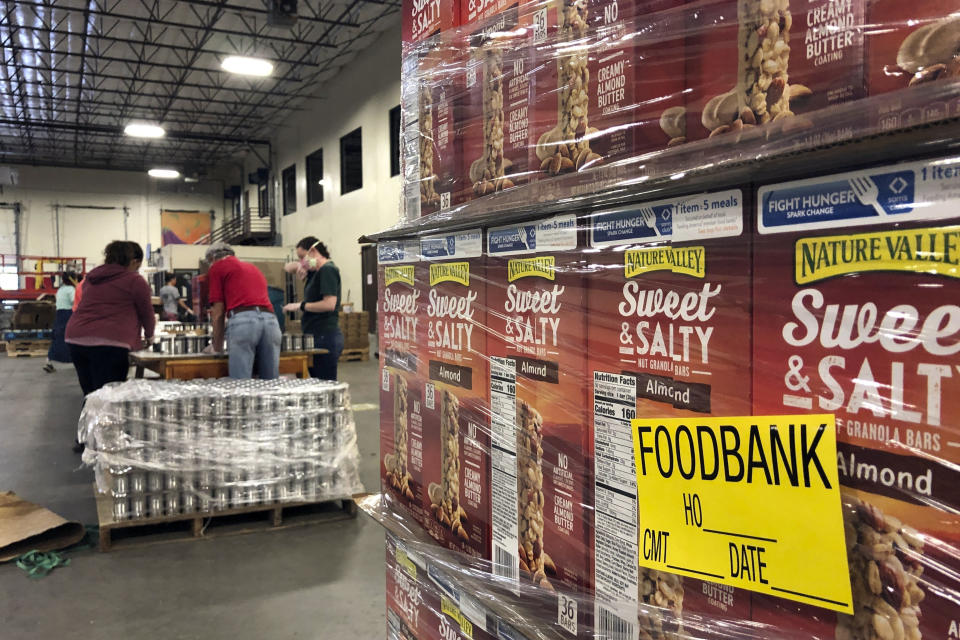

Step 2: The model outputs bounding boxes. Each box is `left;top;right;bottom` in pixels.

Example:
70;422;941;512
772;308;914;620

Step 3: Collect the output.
419;230;491;559
752;157;960;640
486;213;592;637
379;240;429;528
403;0;459;46
386;531;498;640
387;532;429;640
586;191;753;639
459;6;533;204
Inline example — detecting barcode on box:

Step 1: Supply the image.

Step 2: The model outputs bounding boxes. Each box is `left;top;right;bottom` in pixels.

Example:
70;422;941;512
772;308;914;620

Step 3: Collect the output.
382;368;390;392
494;545;517;581
533;8;548;44
598;607;634;640
467;66;477;88
425;383;435;410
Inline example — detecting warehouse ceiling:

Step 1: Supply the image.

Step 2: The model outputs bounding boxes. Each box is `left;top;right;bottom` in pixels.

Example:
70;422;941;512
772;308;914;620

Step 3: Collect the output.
0;0;400;173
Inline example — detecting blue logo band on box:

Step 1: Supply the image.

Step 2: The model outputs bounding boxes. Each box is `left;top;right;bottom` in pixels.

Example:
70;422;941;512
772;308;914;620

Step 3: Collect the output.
378;239;420;264
487;214;577;255
759;157;960;234
421;229;482;259
589;190;743;248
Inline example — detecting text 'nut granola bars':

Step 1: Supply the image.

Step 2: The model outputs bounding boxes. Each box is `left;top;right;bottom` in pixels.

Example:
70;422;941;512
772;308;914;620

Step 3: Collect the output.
378;240;428;527
751;157;960;637
419;230;491;558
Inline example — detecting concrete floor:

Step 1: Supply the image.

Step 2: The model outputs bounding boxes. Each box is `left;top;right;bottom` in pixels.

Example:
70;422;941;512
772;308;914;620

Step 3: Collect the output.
0;356;385;639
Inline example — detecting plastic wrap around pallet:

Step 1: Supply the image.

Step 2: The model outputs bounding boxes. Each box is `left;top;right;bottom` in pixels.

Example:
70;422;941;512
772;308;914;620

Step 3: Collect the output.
372;494;855;640
373;152;960;639
397;0;960;225
79;378;364;521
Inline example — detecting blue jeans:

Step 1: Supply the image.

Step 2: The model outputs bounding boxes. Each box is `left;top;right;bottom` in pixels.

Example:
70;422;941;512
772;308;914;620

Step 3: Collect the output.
226;310;282;379
310;328;344;380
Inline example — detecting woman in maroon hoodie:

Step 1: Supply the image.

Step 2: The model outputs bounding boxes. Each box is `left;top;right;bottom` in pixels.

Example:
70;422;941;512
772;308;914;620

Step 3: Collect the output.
66;240;155;401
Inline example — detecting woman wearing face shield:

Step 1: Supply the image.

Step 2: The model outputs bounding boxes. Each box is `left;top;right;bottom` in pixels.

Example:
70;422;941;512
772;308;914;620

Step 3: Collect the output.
284;236;344;380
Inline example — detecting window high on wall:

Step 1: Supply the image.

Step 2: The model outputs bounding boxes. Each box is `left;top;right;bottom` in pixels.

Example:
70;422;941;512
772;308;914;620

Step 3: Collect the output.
306;148;324;206
389;106;401;177
282;164;296;216
340;128;362;194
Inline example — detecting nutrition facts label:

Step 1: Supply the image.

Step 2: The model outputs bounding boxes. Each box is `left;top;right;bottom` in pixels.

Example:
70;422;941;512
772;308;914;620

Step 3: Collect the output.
490;356;519;590
593;372;639;640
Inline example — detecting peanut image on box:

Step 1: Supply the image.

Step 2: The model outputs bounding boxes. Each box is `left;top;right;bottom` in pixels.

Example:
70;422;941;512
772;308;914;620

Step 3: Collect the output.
752;159;960;640
867;0;960;130
459;5;532;201
688;0;864;144
530;0;604;178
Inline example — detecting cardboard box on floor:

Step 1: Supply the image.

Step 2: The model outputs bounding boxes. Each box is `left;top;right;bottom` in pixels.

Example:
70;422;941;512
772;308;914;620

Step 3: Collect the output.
12;302;55;330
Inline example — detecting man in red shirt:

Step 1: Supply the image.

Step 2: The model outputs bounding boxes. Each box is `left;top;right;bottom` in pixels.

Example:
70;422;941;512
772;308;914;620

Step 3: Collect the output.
204;243;281;379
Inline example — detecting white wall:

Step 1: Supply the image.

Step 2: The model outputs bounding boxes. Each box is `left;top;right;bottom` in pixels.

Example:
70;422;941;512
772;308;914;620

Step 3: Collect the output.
4;165;225;269
269;19;402;307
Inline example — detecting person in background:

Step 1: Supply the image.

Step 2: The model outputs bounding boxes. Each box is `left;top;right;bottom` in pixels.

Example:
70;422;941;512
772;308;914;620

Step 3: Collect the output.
72;271;84;311
283;237;343;380
43;270;81;373
66;241;154;451
159;273;194;322
204;242;281;379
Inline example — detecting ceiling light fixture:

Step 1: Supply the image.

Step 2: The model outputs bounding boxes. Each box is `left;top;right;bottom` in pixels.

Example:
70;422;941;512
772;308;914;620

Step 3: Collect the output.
148;168;180;179
124;122;165;138
221;55;274;77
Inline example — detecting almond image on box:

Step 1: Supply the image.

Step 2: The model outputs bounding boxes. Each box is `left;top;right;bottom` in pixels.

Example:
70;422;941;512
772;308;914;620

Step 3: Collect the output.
486;213;591;636
587;190;752;639
752;157;960;640
419;230;491;559
416;42;463;217
379;240;428;527
530;0;604;178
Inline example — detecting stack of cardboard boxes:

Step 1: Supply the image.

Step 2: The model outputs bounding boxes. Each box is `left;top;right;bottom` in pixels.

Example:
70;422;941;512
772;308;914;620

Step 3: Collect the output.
339;311;371;351
378;154;960;638
403;0;960;219
389;0;960;637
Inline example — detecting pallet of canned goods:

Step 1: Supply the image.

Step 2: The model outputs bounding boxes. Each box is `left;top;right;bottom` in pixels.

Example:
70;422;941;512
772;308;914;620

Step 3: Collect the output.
78;378;363;523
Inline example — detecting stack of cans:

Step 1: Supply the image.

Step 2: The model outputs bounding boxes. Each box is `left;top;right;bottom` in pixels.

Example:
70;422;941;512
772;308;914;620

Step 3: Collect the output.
88;379;359;522
281;333;315;352
153;334;213;354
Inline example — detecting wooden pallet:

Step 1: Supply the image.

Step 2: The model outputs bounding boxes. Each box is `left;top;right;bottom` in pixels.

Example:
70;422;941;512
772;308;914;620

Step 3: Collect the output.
6;339;50;357
339;348;369;362
95;488;358;552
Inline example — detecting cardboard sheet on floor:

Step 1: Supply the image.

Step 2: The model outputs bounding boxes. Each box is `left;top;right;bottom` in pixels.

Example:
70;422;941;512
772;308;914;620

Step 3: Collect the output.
0;491;85;562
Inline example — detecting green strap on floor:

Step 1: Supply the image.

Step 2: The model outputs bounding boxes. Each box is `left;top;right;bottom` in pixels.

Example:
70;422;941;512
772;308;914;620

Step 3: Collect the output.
16;550;70;578
14;524;99;578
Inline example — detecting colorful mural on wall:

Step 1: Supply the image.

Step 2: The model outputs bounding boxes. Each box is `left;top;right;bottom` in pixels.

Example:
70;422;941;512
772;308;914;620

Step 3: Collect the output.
161;210;211;246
